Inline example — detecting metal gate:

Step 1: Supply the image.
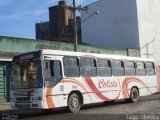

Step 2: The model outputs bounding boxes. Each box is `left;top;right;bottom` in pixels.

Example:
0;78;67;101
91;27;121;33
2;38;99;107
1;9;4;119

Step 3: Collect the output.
0;62;11;102
0;65;6;102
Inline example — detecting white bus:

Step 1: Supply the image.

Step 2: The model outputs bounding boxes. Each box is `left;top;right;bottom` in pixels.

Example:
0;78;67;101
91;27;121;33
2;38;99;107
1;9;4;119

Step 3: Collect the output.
10;49;158;113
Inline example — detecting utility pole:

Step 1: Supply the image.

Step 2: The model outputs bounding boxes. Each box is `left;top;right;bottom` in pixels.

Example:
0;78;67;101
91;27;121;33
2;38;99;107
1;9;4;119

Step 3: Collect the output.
68;0;88;51
141;39;155;58
60;1;98;51
73;0;78;51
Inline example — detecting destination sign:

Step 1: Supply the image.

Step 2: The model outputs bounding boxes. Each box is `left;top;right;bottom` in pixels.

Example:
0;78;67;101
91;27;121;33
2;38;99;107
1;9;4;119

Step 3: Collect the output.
12;51;41;62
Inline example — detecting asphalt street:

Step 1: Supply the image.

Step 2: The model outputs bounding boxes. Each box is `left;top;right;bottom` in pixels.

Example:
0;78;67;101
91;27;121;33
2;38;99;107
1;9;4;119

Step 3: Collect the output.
1;93;160;120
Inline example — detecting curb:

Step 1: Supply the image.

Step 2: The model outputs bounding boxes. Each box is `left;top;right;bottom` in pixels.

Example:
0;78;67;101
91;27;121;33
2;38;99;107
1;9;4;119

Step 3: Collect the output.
0;102;10;105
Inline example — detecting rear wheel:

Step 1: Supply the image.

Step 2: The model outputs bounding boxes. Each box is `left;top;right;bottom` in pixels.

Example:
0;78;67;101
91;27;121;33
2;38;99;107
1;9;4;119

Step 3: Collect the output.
68;93;81;113
130;88;139;103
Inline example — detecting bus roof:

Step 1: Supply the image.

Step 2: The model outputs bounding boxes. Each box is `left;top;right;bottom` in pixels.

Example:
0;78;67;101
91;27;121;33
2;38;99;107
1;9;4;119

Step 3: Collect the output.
0;58;12;61
41;49;154;62
12;49;154;62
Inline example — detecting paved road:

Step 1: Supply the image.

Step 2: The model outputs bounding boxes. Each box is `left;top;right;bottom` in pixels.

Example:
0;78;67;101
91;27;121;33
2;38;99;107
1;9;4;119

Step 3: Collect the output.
1;93;160;120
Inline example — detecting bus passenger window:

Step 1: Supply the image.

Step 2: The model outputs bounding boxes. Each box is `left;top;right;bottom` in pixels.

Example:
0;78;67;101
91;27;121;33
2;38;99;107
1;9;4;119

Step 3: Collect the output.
124;61;136;76
97;59;111;77
50;61;62;77
145;62;155;75
44;60;62;87
44;61;51;78
80;58;97;77
136;62;145;76
64;57;80;77
112;60;124;76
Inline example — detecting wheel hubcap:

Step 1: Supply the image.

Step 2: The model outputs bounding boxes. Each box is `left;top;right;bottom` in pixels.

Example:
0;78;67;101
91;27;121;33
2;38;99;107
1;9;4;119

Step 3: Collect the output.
133;91;138;100
71;97;79;109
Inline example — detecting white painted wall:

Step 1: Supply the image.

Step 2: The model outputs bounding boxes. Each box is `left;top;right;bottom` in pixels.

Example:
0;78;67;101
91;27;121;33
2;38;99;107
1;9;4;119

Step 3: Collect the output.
136;0;160;65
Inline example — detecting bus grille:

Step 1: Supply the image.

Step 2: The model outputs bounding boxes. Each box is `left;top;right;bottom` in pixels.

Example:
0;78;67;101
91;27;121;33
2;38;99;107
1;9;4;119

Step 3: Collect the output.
16;97;31;103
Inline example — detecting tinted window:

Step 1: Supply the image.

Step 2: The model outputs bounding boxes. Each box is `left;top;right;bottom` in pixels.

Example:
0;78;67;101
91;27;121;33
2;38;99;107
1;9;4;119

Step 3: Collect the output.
80;58;97;77
50;61;62;77
145;62;155;75
136;62;144;69
44;60;62;87
136;62;145;76
80;58;95;67
64;57;78;67
97;59;111;68
64;57;80;77
124;61;136;76
145;62;154;69
112;60;124;76
124;61;135;68
97;59;111;77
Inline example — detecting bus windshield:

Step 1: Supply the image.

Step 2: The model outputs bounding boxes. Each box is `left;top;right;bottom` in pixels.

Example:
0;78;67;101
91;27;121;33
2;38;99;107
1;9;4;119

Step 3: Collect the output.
11;61;41;89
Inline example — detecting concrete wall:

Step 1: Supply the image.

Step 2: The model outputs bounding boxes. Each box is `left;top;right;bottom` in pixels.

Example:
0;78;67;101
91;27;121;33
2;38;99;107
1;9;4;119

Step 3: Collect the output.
136;0;160;65
81;0;140;49
0;36;127;59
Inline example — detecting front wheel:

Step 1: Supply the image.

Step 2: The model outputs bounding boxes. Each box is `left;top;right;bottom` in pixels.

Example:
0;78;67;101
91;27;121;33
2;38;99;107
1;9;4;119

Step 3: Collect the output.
68;93;81;113
130;88;139;103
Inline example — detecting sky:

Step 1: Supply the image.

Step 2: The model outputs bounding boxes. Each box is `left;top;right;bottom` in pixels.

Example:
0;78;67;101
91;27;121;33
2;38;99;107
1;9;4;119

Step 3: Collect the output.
0;0;97;39
0;0;96;39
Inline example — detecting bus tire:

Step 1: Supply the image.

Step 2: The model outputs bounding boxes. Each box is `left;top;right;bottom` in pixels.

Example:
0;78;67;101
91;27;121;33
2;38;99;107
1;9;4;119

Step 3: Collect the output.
130;87;139;103
68;93;81;113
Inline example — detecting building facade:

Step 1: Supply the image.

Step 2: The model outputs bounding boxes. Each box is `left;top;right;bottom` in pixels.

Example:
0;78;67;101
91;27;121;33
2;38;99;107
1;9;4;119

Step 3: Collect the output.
81;0;160;65
36;21;51;40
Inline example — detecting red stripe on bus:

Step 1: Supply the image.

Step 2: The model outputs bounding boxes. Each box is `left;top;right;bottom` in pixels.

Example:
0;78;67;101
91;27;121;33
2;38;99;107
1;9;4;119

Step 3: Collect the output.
84;77;112;101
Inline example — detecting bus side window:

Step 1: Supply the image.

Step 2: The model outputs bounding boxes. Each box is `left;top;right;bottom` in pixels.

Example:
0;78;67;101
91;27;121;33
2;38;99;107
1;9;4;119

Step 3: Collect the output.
136;62;145;76
63;57;80;77
112;60;124;76
145;62;155;75
97;59;112;77
50;60;62;77
124;61;136;76
80;58;97;77
44;61;51;78
44;60;62;87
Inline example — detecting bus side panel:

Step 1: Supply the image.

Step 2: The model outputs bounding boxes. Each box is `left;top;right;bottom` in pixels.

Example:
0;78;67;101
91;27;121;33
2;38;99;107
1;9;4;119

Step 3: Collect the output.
119;76;149;99
98;77;120;101
63;77;102;105
44;82;67;109
147;76;158;94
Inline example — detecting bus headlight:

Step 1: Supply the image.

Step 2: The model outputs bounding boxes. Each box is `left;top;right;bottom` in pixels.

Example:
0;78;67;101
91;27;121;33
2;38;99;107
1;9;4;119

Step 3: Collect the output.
32;96;42;101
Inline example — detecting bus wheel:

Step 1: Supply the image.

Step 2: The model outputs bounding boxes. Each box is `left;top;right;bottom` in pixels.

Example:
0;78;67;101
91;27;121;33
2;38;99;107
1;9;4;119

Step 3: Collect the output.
68;93;81;113
130;87;139;103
